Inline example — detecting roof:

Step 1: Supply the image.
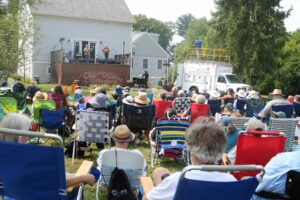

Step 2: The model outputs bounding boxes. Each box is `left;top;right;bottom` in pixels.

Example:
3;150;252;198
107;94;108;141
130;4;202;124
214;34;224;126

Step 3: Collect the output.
31;0;135;24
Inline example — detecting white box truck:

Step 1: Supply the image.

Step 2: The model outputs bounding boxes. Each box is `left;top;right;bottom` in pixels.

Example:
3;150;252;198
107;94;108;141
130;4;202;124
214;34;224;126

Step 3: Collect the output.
176;61;251;93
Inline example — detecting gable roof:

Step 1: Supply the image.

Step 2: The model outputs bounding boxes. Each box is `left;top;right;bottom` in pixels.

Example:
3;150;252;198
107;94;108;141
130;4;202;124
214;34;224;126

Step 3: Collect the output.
31;0;135;24
133;32;170;58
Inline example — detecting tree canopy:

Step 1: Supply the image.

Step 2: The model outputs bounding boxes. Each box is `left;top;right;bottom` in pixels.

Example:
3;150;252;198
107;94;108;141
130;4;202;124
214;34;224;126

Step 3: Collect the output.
175;13;195;38
133;14;174;50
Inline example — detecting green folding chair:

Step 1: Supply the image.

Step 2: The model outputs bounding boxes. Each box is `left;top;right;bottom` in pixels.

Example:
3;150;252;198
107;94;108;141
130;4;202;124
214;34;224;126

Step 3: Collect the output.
32;100;56;123
0;97;17;113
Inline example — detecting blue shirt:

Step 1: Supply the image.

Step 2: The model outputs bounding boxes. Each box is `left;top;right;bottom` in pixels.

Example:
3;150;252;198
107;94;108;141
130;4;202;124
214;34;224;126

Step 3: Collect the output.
194;39;202;49
255;151;300;195
225;128;241;153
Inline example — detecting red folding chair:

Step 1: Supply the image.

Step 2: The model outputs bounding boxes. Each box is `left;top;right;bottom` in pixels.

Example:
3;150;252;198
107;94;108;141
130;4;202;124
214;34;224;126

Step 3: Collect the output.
233;130;285;179
153;100;172;119
190;103;209;123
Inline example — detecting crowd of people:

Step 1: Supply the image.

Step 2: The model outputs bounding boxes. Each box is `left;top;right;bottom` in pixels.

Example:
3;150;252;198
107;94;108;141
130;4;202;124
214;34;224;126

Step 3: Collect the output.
0;80;300;199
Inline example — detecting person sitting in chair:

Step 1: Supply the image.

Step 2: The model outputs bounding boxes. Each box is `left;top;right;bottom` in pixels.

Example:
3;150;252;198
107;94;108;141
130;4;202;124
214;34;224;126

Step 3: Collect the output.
134;92;150;107
27;81;40;99
97;124;147;175
143;124;236;200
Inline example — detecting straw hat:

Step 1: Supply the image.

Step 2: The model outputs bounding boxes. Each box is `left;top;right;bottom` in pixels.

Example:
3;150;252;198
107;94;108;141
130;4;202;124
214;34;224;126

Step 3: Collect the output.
89;93;107;108
210;90;220;98
270;89;283;96
237;90;247;98
134;92;150;105
33;91;48;102
111;125;135;143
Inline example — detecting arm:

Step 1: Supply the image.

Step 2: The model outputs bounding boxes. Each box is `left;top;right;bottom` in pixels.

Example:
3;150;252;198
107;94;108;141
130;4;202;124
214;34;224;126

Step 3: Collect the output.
66;174;95;187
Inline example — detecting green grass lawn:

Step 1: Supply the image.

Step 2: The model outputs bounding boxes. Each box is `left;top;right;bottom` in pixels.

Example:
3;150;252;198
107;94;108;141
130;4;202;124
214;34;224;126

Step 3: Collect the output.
38;84;174;199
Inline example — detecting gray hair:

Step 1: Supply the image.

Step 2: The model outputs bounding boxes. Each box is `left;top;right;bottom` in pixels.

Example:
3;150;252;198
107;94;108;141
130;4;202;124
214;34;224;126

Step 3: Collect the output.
195;94;206;104
186;125;226;164
177;90;186;97
0;113;32;143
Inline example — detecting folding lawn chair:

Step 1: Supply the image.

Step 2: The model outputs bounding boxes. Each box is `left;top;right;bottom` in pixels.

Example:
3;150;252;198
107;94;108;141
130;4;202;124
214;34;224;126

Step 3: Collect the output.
153;100;172;119
233;130;285;179
272;104;294;118
235;99;247;114
96;148;144;200
0;128;92;200
12;91;27;110
190;103;209;123
224;98;234;105
246;99;265;117
32;100;56;123
150;117;190;167
0;97;17;113
115;88;123;97
123;104;155;133
230;117;252;130
72;110;109;165
173;165;264;200
147;93;154;104
269;118;298;152
208;99;221;116
294;102;300;117
173;97;191;114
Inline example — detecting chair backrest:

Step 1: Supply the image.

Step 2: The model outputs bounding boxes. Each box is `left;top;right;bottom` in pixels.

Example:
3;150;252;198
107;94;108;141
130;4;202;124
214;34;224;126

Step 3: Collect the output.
190;103;209;123
271;103;294;118
0;97;17;113
208;99;221;116
0;129;67;200
99;149;144;189
147;93;154;104
76;110;109;143
156;118;190;156
123;104;155;131
33;100;56;123
12;91;27;110
48;93;66;110
173;97;191;114
236;99;247;113
294;102;300;117
173;165;261;200
224;98;234;105
234;130;285;179
115;88;123;96
246;99;265;117
268;118;298;152
230;117;252;130
40;109;65;129
153;100;172;119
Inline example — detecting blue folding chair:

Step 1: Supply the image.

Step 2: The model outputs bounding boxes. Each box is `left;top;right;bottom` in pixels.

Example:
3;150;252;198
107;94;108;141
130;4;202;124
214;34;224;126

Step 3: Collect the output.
0;128;68;200
208;99;221;116
235;99;247;114
272;104;294;118
123;104;155;133
246;99;265;117
40;109;65;130
294;102;300;117
115;88;123;97
173;165;264;200
147;93;154;104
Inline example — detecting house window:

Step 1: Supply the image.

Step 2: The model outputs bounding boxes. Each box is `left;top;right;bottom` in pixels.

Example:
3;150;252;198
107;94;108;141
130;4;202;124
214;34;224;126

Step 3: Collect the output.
143;59;148;69
157;59;162;69
47;67;51;74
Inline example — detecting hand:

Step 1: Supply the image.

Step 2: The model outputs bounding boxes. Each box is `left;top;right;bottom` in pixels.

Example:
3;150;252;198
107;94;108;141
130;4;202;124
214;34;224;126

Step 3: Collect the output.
84;174;96;186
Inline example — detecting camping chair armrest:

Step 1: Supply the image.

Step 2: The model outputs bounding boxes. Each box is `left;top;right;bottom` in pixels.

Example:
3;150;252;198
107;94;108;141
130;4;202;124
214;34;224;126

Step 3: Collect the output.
67;160;94;192
140;177;154;195
255;191;289;199
222;153;231;165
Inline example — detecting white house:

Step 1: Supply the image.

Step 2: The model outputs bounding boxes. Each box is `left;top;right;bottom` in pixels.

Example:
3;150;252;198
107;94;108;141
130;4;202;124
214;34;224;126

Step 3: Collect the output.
132;32;170;86
25;0;135;83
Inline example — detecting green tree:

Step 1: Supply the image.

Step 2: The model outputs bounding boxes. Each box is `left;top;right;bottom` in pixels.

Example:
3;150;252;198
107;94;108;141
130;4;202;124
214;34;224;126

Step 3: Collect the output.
133;14;174;50
212;0;289;93
277;30;300;94
0;0;41;80
176;13;195;38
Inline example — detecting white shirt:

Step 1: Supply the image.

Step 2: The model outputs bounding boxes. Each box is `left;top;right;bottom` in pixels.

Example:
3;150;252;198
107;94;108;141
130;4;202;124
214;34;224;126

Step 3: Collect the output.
97;147;147;176
147;170;236;200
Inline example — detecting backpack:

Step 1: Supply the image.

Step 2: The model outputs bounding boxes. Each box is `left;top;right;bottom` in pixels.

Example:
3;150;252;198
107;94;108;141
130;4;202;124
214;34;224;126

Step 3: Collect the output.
107;167;136;200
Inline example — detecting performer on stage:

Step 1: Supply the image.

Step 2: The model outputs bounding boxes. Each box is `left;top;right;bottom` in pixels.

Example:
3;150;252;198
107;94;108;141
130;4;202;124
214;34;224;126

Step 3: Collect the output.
84;44;91;63
102;45;110;63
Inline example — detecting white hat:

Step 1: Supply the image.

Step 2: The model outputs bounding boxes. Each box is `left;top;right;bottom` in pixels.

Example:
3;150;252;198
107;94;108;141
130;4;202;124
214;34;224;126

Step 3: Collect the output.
89;93;107;108
210;90;220;98
248;90;259;100
237;90;247;98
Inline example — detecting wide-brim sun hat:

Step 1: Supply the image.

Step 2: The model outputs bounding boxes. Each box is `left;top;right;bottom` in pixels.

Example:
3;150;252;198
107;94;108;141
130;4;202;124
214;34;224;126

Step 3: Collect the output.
33;91;48;102
210;90;220;98
89;93;107;108
111;125;135;143
122;95;134;104
237;90;247;98
248;90;259;100
134;92;150;105
270;89;283;96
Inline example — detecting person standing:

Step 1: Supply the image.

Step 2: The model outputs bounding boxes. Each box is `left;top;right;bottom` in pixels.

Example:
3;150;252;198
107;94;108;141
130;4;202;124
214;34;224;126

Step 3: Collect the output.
102;45;110;63
194;39;203;60
84;44;90;63
142;70;149;88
